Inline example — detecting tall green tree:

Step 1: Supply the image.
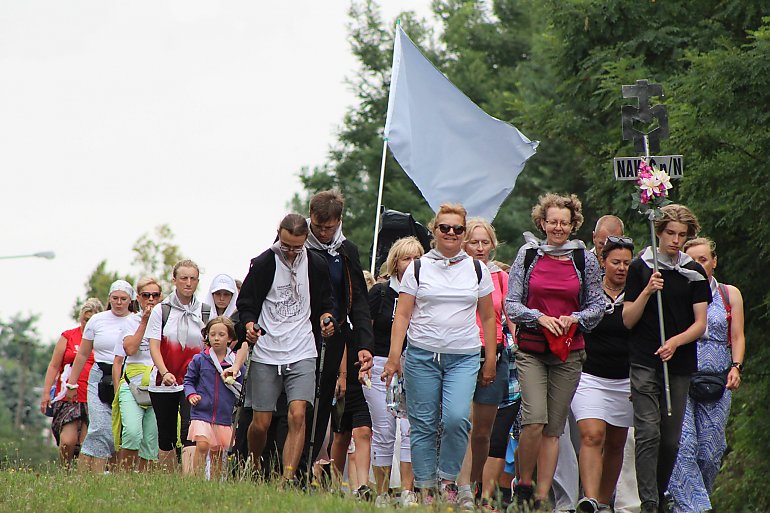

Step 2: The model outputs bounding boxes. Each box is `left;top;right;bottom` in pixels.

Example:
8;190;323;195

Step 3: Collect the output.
296;1;770;508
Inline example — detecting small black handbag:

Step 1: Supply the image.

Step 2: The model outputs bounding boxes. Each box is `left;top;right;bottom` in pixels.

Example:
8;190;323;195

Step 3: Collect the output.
96;362;114;405
689;369;729;402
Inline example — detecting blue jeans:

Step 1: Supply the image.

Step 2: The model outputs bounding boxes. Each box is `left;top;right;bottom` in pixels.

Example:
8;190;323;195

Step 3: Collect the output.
404;345;480;489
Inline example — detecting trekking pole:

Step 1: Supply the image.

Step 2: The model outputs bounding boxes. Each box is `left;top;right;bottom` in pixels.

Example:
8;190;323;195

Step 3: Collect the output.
306;316;336;486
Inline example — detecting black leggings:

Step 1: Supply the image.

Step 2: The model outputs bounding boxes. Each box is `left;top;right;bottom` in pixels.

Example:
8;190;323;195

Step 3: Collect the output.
488;400;521;459
150;390;193;450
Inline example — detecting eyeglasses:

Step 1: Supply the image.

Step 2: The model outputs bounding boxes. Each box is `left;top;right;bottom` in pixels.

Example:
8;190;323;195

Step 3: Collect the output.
467;239;492;248
437;224;466;235
544;220;573;228
310;222;339;234
280;244;305;253
140;292;161;299
606;236;633;245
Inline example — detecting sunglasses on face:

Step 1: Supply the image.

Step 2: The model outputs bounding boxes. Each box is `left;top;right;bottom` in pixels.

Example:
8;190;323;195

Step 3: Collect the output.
140;292;161;299
437;223;466;235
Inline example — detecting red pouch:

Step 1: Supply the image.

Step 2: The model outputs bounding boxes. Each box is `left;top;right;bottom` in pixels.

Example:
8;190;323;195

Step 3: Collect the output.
543;324;578;362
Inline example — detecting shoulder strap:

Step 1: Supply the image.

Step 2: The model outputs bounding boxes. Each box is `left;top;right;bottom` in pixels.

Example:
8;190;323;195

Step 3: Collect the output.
574;248;586;283
717;283;732;347
414;259;422;286
473;259;482;284
161;303;171;335
201;303;211;324
524;248;537;274
377;284;387;316
496;270;504;292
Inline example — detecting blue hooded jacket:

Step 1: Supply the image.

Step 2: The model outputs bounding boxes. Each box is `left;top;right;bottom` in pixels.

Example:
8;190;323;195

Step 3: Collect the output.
183;348;243;426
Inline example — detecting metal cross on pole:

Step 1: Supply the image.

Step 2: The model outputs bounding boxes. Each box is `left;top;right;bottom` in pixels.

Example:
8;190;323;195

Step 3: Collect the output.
615;79;684;416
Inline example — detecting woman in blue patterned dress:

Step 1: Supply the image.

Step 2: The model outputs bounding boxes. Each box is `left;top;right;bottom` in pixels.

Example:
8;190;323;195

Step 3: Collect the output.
668;237;745;512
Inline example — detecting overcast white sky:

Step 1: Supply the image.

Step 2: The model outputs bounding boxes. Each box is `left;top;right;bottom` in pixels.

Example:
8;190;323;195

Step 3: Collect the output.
0;0;433;344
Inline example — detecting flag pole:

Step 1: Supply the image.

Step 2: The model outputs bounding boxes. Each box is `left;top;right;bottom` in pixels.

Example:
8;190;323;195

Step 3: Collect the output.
370;138;388;276
370;19;401;276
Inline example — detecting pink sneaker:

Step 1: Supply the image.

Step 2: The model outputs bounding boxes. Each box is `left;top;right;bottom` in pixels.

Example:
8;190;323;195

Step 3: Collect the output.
441;483;460;504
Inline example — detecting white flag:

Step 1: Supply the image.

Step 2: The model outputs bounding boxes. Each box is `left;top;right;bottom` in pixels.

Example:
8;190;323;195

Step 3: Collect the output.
384;25;539;221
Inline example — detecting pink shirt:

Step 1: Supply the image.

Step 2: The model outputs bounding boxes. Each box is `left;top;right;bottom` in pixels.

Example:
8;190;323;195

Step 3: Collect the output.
476;269;509;346
527;257;584;350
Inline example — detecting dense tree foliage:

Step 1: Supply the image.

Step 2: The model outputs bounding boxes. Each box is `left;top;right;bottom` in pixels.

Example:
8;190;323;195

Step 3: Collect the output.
296;1;769;508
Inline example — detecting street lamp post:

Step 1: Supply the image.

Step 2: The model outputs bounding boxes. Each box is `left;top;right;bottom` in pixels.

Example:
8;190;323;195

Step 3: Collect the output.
0;251;56;260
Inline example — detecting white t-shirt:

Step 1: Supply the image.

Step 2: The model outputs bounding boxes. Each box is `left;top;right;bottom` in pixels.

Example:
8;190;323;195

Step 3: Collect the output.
252;253;317;365
399;256;494;354
145;298;206;393
82;310;134;364
115;313;154;385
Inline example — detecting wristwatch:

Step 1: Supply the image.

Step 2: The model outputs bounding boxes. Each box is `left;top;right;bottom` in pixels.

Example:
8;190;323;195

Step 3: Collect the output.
65;382;79;390
731;362;744;373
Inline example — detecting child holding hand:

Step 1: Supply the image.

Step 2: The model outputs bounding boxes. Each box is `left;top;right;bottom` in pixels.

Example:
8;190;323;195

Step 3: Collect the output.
184;316;243;477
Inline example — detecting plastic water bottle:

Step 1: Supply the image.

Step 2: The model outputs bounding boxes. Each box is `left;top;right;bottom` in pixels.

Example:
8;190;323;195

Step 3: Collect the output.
386;376;407;418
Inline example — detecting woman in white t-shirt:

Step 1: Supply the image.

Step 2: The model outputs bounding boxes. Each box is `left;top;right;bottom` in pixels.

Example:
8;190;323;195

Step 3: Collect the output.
381;203;497;502
112;276;163;471
66;280;136;473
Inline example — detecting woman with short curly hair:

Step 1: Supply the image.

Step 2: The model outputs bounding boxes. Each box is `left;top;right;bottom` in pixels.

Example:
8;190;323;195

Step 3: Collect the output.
505;193;604;512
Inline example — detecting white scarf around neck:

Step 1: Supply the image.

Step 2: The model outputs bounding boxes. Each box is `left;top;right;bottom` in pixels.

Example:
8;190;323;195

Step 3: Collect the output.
167;291;202;349
523;231;586;257
271;241;307;302
640;247;706;282
423;248;469;268
305;218;346;257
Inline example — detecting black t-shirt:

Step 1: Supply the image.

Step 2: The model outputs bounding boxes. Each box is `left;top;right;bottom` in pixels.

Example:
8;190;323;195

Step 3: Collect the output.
368;282;400;358
583;294;631;379
624;257;711;375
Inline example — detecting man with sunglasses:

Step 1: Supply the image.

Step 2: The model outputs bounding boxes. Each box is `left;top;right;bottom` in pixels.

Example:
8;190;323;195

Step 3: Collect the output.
303;190;375;490
236;213;336;484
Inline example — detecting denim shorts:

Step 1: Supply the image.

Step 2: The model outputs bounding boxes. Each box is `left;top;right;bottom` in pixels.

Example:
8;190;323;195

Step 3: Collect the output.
473;347;510;405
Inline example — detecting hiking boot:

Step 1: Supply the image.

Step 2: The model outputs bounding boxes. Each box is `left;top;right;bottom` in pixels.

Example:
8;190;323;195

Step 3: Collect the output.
506;482;534;512
577;497;600;513
353;484;373;501
458;488;476;510
597;504;612;512
640;501;658;513
400;489;419;508
441;482;460;504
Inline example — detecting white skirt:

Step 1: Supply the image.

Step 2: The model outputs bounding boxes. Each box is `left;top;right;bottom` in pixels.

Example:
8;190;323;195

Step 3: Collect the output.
571;372;633;428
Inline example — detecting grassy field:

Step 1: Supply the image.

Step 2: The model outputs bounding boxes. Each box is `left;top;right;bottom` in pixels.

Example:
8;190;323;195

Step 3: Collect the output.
0;468;436;513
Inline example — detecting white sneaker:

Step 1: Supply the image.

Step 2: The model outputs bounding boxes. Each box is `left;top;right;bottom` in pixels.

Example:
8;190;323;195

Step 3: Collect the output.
400;490;419;508
458;488;476;510
375;494;391;508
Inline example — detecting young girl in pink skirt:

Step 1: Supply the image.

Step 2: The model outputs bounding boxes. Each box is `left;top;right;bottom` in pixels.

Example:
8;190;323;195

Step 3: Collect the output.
184;316;243;477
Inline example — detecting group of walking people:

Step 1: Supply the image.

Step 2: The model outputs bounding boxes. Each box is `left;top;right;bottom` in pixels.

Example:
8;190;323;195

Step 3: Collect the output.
41;189;744;513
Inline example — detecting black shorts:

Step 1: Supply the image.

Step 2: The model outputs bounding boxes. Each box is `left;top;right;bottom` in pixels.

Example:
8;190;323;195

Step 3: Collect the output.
332;379;372;433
